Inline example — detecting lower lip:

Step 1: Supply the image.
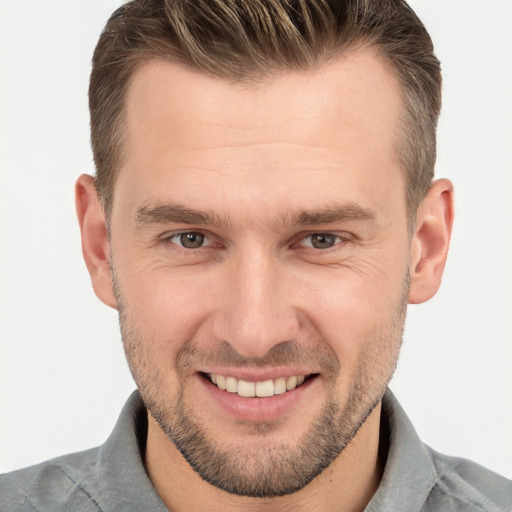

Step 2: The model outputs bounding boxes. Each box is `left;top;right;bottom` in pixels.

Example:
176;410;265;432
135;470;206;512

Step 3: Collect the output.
198;374;318;423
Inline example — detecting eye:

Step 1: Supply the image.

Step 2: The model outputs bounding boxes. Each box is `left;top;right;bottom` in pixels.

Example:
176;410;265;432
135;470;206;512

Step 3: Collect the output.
299;233;343;249
168;232;210;249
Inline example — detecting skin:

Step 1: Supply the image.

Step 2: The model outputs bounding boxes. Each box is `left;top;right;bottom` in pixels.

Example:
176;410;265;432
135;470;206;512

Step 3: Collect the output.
76;48;453;511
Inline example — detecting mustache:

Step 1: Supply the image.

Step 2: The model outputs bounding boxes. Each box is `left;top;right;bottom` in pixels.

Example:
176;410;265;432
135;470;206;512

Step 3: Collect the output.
175;339;340;375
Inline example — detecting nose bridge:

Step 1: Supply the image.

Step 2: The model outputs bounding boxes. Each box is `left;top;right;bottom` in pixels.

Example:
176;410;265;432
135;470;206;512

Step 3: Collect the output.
214;245;295;359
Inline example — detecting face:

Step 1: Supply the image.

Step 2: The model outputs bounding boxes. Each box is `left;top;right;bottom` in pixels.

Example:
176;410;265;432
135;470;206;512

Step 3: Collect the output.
110;50;411;497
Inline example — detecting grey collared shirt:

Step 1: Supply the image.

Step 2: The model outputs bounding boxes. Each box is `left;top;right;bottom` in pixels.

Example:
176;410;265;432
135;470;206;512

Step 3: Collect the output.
1;390;511;511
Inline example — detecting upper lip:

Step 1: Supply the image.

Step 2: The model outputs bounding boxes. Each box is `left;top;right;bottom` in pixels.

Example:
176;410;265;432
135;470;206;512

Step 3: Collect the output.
200;368;316;381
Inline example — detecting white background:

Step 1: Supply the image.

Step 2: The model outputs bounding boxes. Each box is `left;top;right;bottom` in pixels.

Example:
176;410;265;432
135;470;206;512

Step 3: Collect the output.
1;1;511;479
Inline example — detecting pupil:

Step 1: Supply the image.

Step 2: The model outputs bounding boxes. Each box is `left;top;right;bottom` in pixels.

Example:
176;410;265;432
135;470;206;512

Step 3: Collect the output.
312;234;335;249
180;232;204;248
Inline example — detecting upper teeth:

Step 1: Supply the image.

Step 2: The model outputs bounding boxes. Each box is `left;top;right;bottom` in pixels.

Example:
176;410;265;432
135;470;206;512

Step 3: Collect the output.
209;374;306;397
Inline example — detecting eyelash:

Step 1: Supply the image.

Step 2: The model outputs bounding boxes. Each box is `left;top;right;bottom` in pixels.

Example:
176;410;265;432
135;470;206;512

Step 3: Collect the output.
164;232;214;250
297;233;347;250
162;231;349;251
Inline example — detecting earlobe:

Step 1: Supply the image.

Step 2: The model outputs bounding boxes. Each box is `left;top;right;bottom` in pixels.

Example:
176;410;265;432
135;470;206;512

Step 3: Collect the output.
75;174;117;309
408;179;454;304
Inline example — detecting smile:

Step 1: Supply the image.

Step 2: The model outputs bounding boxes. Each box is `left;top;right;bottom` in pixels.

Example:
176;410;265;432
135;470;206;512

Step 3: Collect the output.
207;373;308;398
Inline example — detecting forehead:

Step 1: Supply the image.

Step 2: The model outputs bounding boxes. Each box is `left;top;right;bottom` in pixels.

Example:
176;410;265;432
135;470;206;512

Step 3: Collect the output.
125;49;402;149
115;49;405;224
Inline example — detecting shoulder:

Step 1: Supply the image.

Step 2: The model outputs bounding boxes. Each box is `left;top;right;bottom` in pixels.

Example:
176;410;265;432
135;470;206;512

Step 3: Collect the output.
426;447;512;512
0;448;102;512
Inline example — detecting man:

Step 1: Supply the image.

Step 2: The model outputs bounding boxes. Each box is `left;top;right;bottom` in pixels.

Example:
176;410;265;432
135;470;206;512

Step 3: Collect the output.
1;0;511;510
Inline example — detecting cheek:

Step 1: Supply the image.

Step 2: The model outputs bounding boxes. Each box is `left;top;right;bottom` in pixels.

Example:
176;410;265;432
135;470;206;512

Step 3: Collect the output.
118;263;217;353
117;271;209;402
298;257;407;364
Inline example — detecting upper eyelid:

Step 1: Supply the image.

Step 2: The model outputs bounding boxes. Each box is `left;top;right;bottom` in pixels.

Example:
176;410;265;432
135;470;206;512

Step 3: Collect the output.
162;229;211;239
296;231;352;241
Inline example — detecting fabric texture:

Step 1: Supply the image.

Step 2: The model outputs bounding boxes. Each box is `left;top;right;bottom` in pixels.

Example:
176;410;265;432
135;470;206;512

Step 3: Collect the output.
1;389;511;511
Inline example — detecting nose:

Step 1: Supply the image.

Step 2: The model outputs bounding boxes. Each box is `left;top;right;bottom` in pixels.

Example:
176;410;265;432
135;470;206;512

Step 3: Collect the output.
213;249;298;359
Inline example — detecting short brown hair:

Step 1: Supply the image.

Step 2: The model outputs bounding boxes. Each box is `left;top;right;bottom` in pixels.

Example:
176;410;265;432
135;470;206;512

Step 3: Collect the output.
90;0;441;221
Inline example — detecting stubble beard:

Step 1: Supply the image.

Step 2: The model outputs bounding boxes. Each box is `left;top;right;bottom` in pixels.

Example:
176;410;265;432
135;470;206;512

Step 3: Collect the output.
113;271;408;498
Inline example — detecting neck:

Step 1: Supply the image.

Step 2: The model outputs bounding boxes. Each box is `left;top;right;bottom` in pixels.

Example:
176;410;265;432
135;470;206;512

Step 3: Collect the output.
145;403;384;512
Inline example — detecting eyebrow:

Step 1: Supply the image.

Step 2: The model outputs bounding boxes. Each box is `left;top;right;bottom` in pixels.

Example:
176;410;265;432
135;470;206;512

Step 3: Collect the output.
292;203;377;226
134;201;377;229
134;204;231;228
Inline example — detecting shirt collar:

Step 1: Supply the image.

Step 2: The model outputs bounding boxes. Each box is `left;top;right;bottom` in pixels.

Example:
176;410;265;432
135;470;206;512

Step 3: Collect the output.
95;391;168;511
365;389;438;511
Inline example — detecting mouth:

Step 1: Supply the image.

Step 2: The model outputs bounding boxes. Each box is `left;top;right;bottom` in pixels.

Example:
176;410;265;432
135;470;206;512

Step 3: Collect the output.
198;371;320;422
204;372;312;398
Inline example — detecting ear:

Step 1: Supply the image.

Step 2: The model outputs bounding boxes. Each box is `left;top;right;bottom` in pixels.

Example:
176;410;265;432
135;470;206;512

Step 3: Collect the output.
75;174;116;309
408;178;454;304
